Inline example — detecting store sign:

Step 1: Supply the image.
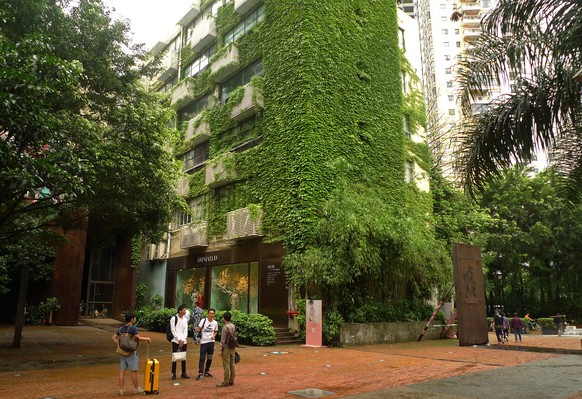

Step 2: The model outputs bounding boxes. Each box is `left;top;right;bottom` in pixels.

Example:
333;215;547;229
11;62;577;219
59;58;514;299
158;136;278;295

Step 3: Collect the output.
196;255;218;263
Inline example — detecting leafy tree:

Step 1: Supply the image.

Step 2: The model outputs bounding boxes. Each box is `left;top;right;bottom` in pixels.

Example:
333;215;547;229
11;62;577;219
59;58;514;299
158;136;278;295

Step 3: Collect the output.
476;167;582;318
284;160;449;317
455;0;582;200
0;0;182;345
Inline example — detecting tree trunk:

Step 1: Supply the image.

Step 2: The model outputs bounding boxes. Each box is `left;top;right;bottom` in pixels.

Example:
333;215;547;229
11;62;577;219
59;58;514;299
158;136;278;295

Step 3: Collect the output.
13;269;30;348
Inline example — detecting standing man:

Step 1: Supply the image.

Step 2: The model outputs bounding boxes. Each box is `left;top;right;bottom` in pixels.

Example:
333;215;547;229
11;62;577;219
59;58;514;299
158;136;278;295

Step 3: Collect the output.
510;313;523;342
112;312;151;395
195;308;218;380
217;311;236;387
192;301;203;344
170;304;190;380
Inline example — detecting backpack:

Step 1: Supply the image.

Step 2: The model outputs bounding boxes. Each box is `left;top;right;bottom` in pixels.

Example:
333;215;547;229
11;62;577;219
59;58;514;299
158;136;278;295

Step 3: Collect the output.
227;328;239;350
166;315;177;342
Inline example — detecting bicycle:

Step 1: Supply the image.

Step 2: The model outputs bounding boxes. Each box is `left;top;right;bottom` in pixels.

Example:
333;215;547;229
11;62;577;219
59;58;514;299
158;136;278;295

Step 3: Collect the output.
527;319;541;331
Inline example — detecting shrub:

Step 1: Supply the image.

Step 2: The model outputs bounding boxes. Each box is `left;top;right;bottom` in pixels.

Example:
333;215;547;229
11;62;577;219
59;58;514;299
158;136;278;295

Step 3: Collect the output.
214;310;276;346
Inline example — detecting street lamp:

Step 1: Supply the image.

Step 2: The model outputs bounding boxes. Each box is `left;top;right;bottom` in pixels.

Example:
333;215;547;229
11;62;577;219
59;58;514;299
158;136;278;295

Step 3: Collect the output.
494;270;503;311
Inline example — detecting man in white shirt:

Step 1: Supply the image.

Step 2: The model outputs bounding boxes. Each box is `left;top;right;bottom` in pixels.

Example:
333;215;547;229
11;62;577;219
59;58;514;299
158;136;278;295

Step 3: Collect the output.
195;308;218;380
170;304;191;380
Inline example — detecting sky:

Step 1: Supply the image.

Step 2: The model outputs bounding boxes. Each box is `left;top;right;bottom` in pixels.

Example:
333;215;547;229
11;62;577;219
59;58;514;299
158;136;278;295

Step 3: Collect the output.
104;0;193;48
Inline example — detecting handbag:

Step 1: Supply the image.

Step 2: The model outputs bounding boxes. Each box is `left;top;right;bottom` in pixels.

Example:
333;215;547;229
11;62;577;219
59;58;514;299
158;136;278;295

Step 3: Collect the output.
118;329;139;352
172;350;187;362
116;345;131;357
234;351;241;364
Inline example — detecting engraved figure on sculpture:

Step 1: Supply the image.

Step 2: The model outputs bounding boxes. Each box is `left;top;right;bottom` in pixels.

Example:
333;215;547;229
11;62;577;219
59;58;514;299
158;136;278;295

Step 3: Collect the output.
463;265;477;298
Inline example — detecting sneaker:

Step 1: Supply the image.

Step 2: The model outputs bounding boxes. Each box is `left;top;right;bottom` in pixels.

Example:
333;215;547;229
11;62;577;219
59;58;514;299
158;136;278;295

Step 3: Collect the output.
229;381;234;386
134;387;144;394
171;373;176;380
119;390;125;396
204;372;213;378
216;382;229;387
196;374;204;381
181;373;191;379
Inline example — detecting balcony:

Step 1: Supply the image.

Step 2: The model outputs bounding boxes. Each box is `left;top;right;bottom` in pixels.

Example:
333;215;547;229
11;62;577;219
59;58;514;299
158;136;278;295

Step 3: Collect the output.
177;176;190;196
177;2;201;27
460;0;481;14
156;49;179;82
234;0;262;15
185;112;210;144
205;152;237;188
463;27;482;41
231;83;263;121
225;206;262;240
210;45;239;82
461;15;481;27
171;79;195;108
180;222;208;248
189;16;217;53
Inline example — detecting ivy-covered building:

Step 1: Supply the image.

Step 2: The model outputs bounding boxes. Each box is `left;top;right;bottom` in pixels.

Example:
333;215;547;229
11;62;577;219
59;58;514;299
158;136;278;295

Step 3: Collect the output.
140;0;439;327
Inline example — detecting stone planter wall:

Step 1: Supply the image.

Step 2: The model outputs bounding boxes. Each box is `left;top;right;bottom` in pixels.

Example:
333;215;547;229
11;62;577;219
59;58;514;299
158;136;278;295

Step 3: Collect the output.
340;321;442;346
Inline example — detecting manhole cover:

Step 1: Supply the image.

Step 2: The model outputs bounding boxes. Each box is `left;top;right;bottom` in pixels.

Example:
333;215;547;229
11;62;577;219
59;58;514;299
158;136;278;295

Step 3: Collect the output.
287;388;336;398
270;351;289;355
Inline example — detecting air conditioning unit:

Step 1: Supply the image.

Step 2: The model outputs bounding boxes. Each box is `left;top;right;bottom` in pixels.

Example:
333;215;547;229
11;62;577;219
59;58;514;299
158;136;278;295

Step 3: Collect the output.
146;241;168;261
180;222;208;248
226;207;262;240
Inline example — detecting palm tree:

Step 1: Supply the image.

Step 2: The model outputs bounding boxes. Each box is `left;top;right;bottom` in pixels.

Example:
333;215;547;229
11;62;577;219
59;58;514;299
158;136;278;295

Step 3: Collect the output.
455;0;582;200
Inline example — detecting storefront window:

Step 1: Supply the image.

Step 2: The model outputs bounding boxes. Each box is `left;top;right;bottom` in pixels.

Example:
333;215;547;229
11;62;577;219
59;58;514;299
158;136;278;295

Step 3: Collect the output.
211;262;258;313
177;267;206;308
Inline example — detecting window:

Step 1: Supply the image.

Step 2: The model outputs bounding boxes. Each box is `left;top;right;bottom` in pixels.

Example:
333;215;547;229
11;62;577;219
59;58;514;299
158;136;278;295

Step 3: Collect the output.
224;3;264;45
217;116;262;152
404;115;411;138
174;205;192;228
439;3;446;9
401;71;407;93
448;109;455;115
448;95;454;101
456;41;461;48
455;29;459;34
444;54;451;61
220;59;263;102
405;161;414;183
443;42;450;47
184;45;216;78
446;81;453;88
191;195;208;221
442;29;448;35
445;67;452;74
159;75;178;93
181;140;209;171
398;28;406;51
440;16;447;22
178;95;210;129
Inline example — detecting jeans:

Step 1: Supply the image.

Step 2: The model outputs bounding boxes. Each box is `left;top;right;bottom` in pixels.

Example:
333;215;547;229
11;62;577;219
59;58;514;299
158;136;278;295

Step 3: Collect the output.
513;328;522;341
198;342;215;374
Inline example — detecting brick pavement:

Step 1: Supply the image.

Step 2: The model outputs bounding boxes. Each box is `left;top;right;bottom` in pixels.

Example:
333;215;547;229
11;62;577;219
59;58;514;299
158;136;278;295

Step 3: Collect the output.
0;323;580;399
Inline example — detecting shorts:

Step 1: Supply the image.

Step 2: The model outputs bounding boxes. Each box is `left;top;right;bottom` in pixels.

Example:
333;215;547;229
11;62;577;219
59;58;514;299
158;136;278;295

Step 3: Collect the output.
119;350;139;372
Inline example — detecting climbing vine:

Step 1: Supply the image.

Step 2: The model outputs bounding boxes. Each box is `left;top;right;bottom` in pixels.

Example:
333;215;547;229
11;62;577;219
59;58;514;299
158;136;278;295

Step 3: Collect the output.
173;1;447;312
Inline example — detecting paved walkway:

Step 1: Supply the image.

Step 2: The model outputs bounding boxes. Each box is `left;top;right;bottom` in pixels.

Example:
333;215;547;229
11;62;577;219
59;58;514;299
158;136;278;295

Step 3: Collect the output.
0;320;580;399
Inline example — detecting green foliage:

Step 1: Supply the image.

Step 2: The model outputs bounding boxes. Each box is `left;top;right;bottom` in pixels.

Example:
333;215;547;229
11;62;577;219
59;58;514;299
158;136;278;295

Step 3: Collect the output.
135;282;148;309
25;297;61;325
346;299;433;323
215;310;276;346
135;307;176;331
322;310;343;347
0;0;182;293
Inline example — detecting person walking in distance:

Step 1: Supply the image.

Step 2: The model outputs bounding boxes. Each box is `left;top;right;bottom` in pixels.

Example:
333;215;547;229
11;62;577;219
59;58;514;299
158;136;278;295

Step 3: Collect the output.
170;304;190;380
502;313;510;341
195;308;218;380
192;301;203;344
112;312;151;395
510;313;523;342
493;310;505;344
217;311;237;387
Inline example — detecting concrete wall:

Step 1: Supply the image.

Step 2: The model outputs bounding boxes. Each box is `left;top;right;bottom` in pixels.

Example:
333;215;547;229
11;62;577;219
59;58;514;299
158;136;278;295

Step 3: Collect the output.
340;321;442;346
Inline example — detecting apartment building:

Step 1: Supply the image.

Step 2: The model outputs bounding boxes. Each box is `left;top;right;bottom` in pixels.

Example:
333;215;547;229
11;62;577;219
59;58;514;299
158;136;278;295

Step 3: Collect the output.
139;0;431;327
